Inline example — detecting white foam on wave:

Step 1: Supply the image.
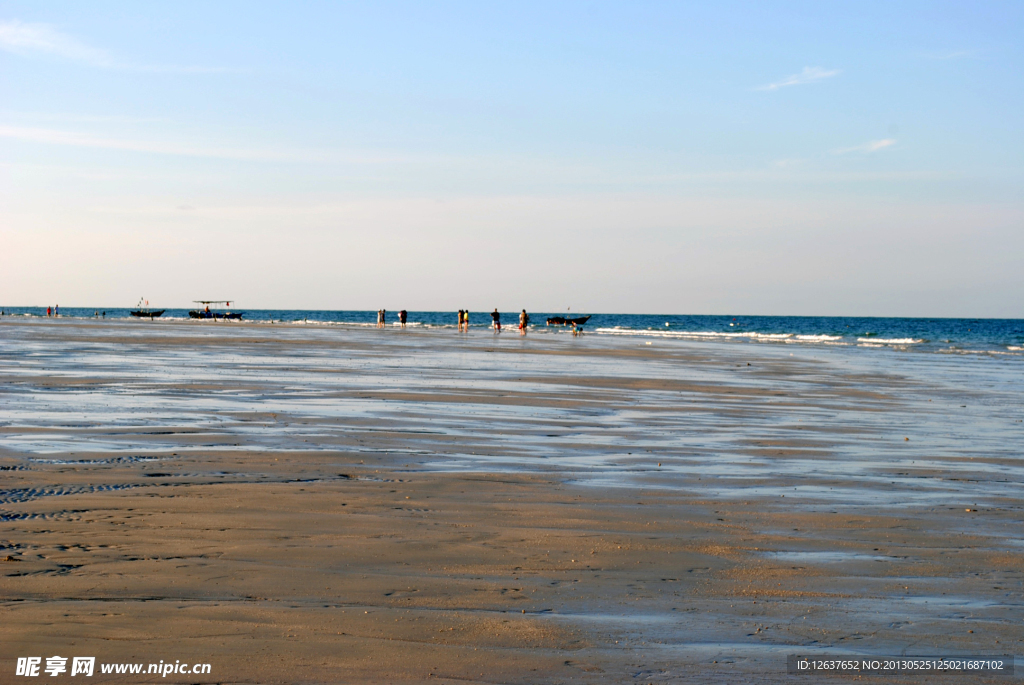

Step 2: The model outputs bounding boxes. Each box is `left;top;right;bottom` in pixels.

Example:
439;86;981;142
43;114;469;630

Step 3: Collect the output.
1008;346;1024;351
795;334;843;341
279;318;451;329
856;337;922;344
284;319;362;327
596;328;791;340
594;328;849;344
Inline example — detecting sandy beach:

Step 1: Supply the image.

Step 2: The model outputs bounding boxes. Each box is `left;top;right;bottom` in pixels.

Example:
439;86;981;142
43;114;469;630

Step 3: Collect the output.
1;318;1021;683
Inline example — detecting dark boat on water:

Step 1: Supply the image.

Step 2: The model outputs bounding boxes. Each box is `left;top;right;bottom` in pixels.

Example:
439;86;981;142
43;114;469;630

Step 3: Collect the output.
189;300;244;320
546;315;591;326
130;299;164;319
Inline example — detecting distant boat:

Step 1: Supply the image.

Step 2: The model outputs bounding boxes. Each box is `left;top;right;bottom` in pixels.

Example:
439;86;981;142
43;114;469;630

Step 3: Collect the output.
188;300;243;320
546;315;591;326
130;298;164;319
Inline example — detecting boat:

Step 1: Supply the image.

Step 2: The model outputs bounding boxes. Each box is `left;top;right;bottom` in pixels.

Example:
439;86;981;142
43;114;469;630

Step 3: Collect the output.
546;315;591;326
188;300;244;320
130;299;165;319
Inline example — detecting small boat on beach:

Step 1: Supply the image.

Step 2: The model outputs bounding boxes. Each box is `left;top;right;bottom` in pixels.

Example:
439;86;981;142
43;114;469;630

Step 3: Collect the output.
130;299;165;319
546;315;591;326
189;300;243;320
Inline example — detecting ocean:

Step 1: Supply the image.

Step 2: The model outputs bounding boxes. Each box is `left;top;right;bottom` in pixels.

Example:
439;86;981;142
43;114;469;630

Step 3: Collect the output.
2;307;1022;357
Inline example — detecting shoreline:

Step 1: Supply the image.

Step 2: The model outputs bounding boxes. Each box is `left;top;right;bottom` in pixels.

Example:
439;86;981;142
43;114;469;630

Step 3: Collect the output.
4;312;1023;359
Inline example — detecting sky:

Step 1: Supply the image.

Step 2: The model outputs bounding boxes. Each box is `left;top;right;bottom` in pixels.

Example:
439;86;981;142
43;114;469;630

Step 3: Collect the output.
1;1;1021;316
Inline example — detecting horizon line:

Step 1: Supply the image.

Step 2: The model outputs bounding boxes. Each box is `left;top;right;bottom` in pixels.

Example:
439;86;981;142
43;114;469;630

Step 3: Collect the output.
1;306;1019;321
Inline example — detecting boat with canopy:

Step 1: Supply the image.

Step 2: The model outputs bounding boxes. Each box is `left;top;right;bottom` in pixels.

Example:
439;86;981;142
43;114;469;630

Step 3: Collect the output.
188;301;243;320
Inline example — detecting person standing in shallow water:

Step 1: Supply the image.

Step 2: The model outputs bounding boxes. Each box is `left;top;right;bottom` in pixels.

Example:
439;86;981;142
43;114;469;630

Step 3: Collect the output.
463;309;469;332
457;310;464;332
491;308;501;332
399;310;407;328
519;309;529;335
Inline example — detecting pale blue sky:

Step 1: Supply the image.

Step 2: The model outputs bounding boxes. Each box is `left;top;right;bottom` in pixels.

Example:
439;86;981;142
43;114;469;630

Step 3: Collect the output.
1;1;1021;315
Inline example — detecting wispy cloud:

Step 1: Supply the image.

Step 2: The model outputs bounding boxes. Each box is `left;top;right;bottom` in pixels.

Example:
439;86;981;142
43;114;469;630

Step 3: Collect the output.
756;66;840;91
1;110;170;124
0;124;425;165
833;139;897;154
0;19;111;65
923;49;975;60
0;19;232;72
123;64;237;74
0;124;325;162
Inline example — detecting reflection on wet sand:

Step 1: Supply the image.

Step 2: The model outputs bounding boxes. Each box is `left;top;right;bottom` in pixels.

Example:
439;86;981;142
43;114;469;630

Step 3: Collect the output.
1;318;1021;683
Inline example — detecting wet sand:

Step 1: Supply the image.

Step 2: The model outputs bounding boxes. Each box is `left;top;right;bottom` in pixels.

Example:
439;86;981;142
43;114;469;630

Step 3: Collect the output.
1;319;1021;683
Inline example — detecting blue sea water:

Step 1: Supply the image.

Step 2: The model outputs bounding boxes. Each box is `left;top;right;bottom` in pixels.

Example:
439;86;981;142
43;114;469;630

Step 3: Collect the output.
2;306;1022;356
